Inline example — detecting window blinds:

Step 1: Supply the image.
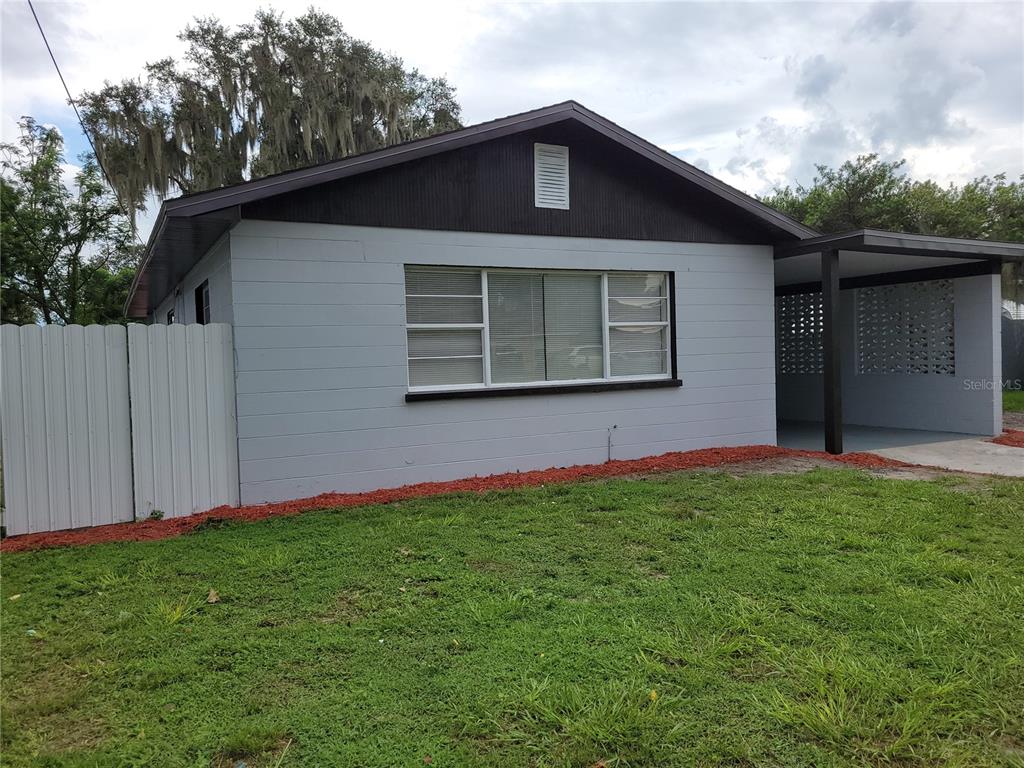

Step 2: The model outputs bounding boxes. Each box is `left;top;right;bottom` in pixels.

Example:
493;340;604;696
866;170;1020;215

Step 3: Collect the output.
405;267;671;389
405;268;484;387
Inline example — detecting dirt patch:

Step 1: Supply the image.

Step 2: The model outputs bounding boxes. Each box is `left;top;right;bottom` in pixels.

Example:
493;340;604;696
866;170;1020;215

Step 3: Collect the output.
718;455;953;481
720;455;842;477
465;558;517;574
991;429;1024;448
1;444;914;553
867;467;951;481
1003;412;1024;430
318;589;371;624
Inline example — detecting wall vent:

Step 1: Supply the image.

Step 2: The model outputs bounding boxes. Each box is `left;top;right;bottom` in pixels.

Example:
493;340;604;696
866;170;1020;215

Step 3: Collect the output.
534;143;569;209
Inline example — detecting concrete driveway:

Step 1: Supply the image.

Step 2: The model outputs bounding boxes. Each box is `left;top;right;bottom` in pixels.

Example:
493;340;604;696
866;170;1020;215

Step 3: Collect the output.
778;420;1024;477
871;436;1024;477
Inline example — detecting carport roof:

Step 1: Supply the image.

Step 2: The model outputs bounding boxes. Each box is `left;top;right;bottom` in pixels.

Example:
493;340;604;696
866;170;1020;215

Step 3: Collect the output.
774;229;1024;262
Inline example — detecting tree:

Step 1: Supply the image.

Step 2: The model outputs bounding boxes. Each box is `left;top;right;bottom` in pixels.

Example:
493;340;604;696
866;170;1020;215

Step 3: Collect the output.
762;155;1024;302
1;118;140;325
78;8;462;212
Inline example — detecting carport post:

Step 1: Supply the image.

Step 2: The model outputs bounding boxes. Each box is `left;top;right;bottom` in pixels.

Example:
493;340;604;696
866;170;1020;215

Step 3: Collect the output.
822;248;843;454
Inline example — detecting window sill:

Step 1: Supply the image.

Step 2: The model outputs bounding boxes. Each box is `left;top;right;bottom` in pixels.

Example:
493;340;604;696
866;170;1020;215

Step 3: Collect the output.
405;378;682;402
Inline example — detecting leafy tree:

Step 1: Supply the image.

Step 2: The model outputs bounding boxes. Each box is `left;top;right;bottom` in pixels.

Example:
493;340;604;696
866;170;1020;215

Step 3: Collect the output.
78;8;462;211
1;118;139;325
762;155;1024;301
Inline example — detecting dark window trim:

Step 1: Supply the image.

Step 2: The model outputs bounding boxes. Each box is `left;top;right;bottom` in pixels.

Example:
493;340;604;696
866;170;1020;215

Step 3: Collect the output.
194;280;211;325
406;377;682;402
668;271;678;380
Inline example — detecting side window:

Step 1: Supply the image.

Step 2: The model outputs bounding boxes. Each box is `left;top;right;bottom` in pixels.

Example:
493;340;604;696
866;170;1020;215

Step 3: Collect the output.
194;281;211;325
404;266;672;391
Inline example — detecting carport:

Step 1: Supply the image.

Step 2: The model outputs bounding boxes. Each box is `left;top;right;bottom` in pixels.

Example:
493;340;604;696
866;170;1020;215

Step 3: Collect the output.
773;230;1024;454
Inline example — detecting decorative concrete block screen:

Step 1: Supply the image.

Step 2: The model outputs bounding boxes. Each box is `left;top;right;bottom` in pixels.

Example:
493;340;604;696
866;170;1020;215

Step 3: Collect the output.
776;292;823;374
856;279;955;375
0;323;238;536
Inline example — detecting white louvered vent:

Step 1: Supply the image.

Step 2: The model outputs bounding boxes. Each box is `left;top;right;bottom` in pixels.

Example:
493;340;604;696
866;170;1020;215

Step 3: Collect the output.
534;143;569;209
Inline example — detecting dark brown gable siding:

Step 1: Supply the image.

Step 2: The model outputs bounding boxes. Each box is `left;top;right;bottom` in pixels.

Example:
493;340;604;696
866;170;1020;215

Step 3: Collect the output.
241;120;775;244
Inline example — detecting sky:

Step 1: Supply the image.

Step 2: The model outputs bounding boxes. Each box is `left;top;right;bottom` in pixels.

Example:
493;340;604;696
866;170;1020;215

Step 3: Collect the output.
2;0;1022;241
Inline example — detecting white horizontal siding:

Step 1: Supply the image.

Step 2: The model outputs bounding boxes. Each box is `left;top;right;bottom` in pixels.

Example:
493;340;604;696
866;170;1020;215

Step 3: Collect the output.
677;321;773;339
233;304;404;327
230;222;777;504
240;413;776;483
235;345;405;372
152;237;233;325
233;281;400;306
239;400;776;479
232;258;402;285
675;303;773;322
240;428;776;499
236;382;776;440
234;325;407;349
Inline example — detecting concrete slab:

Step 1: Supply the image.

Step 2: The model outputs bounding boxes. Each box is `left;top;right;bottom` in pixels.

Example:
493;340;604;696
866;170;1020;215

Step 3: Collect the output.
778;420;1024;477
871;438;1024;477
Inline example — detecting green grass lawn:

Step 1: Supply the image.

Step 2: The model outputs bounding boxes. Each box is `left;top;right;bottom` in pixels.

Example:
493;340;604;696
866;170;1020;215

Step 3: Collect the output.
3;468;1023;767
1005;389;1024;413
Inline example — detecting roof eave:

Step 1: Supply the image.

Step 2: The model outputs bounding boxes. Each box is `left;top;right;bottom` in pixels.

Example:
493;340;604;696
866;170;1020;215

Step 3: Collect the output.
155;100;815;237
774;228;1024;261
128;99;823;314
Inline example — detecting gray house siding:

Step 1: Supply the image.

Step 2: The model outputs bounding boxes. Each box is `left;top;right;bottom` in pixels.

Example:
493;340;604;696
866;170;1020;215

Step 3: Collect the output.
776;273;1002;435
229;221;777;504
151;237;234;325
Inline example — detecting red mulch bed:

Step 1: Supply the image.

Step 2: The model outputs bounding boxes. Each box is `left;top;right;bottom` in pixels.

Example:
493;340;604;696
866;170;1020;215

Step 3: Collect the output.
991;429;1024;448
0;444;909;553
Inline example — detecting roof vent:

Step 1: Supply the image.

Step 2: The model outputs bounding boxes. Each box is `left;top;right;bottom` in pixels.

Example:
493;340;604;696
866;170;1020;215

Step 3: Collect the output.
534;143;569;209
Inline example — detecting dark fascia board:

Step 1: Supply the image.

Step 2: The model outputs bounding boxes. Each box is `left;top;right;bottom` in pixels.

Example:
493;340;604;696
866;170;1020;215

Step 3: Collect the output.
774;228;1024;261
125;212;169;317
776;259;1001;295
154;101;817;239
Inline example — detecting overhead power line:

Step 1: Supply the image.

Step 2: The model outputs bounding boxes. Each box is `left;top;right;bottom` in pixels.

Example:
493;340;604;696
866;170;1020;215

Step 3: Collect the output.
25;0;145;246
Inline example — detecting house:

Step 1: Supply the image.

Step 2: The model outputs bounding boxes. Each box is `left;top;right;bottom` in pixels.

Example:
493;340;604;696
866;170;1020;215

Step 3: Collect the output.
128;101;1023;505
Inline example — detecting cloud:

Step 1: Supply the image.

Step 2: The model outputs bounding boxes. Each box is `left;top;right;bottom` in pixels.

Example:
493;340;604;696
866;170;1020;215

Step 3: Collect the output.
1;0;1021;241
794;55;845;105
59;162;81;193
867;55;976;149
0;2;80;80
849;2;916;38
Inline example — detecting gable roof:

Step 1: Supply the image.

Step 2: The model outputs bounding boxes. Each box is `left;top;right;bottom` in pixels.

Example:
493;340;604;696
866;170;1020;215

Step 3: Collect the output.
128;101;817;316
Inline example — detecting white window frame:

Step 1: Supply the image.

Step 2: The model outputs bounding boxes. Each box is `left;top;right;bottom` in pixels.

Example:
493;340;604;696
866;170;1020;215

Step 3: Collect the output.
405;271;485;390
405;267;672;393
605;272;672;381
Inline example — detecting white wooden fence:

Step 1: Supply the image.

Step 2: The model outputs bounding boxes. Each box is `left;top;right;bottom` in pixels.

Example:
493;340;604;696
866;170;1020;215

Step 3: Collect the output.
128;324;239;521
1;323;238;536
1;325;133;534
